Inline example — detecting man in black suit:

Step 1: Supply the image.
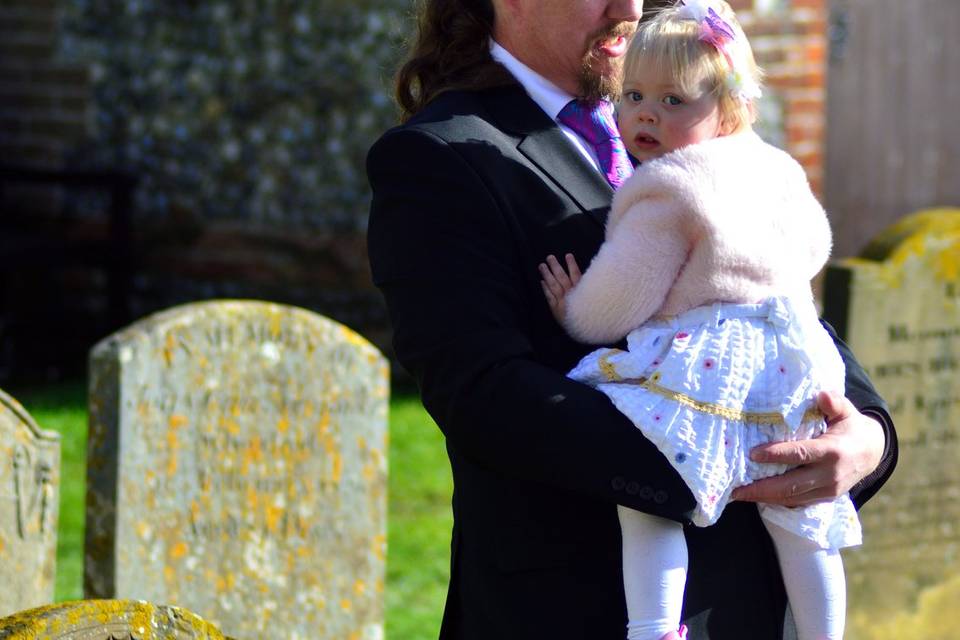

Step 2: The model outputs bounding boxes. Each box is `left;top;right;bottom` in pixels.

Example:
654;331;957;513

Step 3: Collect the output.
366;0;897;638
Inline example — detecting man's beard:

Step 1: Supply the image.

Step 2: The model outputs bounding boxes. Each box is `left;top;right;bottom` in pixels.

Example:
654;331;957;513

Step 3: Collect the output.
578;22;637;101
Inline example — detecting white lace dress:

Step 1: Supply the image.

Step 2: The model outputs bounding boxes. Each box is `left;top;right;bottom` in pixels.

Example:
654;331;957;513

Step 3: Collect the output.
570;296;862;550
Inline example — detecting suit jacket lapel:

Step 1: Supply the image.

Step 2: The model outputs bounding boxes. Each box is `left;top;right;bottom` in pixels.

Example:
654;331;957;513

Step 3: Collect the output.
481;85;613;229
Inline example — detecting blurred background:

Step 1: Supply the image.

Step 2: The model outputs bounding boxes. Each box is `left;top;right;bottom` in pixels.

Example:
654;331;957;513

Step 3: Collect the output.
0;0;957;638
1;0;957;383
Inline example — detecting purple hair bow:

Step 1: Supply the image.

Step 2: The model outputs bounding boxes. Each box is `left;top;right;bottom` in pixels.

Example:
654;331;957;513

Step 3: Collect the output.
678;0;762;102
699;7;736;61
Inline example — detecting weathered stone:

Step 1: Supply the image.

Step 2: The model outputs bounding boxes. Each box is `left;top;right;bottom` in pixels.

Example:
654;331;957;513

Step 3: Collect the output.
0;388;60;617
85;301;389;640
823;208;960;638
0;599;231;640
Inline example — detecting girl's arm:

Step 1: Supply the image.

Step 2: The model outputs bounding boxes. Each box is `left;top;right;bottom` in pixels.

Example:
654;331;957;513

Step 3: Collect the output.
561;197;692;344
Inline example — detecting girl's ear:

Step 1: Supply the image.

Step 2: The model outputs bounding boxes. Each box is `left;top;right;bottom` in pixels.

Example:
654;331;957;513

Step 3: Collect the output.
719;113;738;137
720;101;757;136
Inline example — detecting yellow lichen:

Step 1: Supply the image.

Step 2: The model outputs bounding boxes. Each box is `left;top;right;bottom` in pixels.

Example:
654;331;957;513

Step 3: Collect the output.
170;541;189;560
264;504;284;534
849;573;960;640
0;600;229;640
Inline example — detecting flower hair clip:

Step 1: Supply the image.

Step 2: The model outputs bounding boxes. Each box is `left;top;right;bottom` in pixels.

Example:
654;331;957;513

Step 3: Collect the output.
678;0;762;103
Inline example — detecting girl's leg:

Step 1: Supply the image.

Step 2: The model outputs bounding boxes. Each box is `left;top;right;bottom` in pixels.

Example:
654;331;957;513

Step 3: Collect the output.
762;519;846;640
618;505;688;640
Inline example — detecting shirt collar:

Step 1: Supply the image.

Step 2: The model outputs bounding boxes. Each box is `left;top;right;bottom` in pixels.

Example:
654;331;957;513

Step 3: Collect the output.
489;39;574;121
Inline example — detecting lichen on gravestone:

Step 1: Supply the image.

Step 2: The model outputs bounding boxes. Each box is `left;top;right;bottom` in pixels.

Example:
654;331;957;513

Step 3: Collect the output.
85;300;389;640
0;599;232;640
822;208;960;638
0;389;60;618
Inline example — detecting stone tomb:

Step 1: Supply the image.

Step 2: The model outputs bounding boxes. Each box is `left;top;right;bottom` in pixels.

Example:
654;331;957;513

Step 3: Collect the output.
85;301;389;640
0;388;60;617
823;209;960;638
0;600;231;640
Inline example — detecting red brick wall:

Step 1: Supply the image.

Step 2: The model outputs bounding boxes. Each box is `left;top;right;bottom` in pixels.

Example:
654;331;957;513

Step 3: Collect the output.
733;0;828;196
0;0;91;169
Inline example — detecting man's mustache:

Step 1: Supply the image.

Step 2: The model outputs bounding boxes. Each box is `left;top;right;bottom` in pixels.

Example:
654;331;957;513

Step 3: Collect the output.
590;21;638;46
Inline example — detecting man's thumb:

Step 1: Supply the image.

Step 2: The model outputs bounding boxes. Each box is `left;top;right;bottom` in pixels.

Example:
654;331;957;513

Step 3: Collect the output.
817;390;848;425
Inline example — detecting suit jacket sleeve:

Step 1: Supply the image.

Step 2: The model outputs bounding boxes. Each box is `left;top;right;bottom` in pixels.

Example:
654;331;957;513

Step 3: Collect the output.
367;126;698;521
822;320;899;507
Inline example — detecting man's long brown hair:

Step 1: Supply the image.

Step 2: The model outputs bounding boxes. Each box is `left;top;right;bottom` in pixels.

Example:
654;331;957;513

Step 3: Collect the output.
394;0;514;122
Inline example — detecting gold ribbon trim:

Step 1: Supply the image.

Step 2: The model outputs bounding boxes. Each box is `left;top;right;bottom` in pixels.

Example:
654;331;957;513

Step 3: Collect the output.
597;351;822;426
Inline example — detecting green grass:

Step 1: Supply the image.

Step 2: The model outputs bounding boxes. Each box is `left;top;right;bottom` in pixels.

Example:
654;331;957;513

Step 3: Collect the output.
10;382;453;640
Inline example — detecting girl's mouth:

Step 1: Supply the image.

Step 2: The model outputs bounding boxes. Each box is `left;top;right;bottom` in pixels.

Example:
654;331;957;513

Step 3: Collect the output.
634;134;660;147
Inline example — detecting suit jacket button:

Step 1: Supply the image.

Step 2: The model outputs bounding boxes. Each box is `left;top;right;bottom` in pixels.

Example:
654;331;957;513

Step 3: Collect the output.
654;490;669;504
639;486;654;500
625;481;640;495
612;476;626;491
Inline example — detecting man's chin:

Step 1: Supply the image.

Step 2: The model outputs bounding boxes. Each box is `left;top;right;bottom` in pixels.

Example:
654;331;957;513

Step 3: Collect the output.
578;59;623;101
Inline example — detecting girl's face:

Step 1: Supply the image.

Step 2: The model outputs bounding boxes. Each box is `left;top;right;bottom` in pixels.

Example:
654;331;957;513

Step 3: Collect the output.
618;62;727;162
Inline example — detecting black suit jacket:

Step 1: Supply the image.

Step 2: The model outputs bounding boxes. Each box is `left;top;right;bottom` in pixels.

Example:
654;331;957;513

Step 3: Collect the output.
367;83;897;639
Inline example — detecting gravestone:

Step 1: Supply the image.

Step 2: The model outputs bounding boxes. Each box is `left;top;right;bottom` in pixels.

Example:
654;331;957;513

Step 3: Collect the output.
85;301;389;640
823;208;960;638
0;388;60;617
0;599;231;640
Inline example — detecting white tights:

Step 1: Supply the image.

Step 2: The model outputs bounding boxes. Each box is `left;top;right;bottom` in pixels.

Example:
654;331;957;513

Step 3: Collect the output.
617;506;846;640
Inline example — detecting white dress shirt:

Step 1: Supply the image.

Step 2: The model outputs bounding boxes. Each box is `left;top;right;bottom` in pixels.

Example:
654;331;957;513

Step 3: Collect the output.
489;40;602;172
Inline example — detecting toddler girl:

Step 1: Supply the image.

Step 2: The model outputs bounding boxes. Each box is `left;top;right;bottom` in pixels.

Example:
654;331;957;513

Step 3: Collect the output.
539;2;860;639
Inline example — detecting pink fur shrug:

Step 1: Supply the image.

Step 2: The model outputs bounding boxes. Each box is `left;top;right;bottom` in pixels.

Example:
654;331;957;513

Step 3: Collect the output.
563;131;831;344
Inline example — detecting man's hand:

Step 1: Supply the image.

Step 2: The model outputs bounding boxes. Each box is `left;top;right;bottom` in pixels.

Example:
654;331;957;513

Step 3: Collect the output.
539;253;582;325
730;390;885;507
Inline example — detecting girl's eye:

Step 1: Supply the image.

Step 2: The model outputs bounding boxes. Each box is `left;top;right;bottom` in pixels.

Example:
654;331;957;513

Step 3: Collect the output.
626;91;643;103
663;95;683;106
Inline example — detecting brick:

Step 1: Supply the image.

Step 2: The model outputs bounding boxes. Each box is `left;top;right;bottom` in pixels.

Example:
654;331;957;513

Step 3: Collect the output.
0;89;58;111
27;117;86;139
58;95;91;114
2;0;57;11
0;27;57;47
30;66;90;86
0;116;26;135
0;142;62;167
754;49;787;66
747;18;806;37
0;66;30;83
791;0;826;11
0;14;57;33
0;40;54;61
786;96;824;114
766;71;824;89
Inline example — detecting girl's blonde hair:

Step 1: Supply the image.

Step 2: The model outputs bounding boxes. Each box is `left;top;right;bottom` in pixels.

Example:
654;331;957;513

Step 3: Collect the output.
624;1;763;134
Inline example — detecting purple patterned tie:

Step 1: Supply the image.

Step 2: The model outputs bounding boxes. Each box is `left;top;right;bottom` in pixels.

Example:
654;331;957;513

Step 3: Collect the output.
557;99;633;190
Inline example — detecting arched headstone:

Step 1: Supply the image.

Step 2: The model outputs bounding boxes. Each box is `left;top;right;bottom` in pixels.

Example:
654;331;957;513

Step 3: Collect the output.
0;600;231;640
823;208;960;637
0;389;60;617
85;301;388;639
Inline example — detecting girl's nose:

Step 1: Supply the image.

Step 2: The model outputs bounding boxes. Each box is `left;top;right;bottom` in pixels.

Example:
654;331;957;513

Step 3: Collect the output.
637;108;657;123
